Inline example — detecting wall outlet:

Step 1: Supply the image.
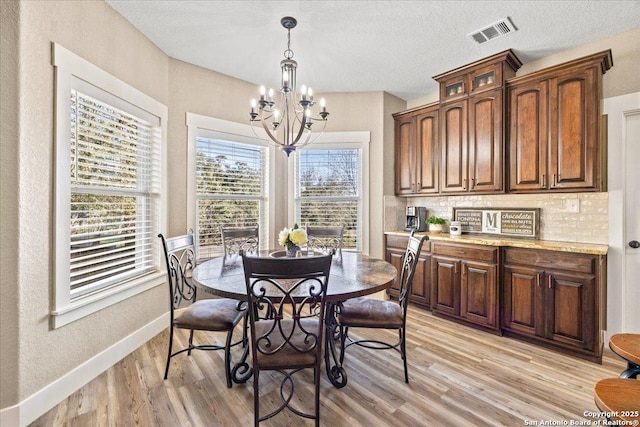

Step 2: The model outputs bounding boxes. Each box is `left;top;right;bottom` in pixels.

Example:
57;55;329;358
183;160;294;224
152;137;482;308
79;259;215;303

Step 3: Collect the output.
565;198;580;213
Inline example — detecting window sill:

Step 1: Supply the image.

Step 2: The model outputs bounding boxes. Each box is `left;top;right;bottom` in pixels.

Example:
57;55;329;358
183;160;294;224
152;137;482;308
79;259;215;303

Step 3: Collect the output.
51;272;165;329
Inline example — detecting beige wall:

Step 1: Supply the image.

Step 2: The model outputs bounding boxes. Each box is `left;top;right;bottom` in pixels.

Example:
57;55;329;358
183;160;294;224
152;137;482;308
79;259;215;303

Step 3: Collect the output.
0;0;21;408
0;0;169;408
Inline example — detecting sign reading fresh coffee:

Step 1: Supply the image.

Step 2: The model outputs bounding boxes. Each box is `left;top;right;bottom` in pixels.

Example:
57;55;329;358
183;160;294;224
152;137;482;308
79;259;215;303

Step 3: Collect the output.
452;208;540;239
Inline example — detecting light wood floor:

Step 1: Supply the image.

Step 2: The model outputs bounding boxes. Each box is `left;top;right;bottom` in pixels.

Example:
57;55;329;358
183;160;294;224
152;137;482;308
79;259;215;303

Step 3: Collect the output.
31;306;626;426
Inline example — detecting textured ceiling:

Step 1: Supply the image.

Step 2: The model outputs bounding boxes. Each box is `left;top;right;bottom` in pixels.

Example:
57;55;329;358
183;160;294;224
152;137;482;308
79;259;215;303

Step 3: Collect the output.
106;0;640;101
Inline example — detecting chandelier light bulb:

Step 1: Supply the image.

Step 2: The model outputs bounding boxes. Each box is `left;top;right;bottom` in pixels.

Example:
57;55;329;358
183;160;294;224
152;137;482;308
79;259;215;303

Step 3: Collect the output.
251;99;257;108
308;87;313;101
268;88;274;102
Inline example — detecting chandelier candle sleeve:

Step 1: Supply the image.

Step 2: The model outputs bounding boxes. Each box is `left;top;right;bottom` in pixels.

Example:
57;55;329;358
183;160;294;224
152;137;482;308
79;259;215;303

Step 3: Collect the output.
249;16;329;157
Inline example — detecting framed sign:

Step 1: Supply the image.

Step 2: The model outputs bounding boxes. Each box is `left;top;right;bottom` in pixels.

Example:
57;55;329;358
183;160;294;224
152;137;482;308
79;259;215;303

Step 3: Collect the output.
452;208;540;239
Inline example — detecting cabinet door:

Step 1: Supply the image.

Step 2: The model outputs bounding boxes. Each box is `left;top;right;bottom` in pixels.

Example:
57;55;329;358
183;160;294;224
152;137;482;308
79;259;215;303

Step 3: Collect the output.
546;271;596;351
431;256;460;316
508;80;548;191
460;261;498;328
549;67;598;190
503;264;545;337
409;252;431;307
395;115;415;195
385;248;405;297
440;100;468;193
415;110;439;194
468;89;503;192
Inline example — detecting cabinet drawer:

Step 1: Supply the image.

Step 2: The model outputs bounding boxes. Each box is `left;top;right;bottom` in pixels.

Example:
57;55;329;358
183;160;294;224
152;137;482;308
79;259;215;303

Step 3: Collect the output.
385;235;431;253
504;248;596;274
432;242;497;263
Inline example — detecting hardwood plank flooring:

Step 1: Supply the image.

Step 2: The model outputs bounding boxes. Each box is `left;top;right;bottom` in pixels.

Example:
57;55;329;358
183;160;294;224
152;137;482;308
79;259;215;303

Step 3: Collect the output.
31;307;626;426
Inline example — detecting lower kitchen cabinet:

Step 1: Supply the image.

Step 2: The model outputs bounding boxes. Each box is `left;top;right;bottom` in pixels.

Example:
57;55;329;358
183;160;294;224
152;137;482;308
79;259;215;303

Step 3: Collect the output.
431;241;499;331
384;234;606;363
502;247;605;362
385;234;431;308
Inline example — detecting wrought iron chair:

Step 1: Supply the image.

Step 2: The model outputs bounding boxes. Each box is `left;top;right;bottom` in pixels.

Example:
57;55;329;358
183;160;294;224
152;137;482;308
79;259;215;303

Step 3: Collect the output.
220;225;259;264
337;231;427;383
306;225;344;260
242;253;333;427
158;232;246;388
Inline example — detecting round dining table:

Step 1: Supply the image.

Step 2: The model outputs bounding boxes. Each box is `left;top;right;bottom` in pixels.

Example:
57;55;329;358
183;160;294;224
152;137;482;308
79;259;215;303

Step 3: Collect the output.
192;250;398;388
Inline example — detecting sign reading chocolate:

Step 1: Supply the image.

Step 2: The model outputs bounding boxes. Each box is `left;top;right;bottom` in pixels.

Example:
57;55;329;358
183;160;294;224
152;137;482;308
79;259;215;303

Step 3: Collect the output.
452;208;540;239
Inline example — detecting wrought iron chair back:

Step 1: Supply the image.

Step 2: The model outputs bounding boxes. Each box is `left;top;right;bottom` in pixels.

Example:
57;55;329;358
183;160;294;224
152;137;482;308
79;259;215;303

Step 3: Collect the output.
306;225;344;259
220;225;259;263
398;231;425;320
160;232;197;311
241;253;332;426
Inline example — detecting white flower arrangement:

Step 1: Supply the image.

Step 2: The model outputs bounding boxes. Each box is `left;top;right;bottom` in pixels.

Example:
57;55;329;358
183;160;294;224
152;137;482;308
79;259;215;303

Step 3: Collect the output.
278;223;307;248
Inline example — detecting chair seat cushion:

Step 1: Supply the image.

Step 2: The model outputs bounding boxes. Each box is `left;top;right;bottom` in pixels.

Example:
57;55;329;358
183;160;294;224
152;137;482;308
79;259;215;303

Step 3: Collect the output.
338;297;403;328
174;298;245;331
253;318;321;369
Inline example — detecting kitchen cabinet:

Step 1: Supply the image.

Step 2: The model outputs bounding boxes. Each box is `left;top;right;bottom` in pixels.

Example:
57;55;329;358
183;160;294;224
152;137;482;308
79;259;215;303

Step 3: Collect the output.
502;247;605;362
430;241;499;331
507;50;612;192
393;103;439;195
385;234;431;308
435;49;521;194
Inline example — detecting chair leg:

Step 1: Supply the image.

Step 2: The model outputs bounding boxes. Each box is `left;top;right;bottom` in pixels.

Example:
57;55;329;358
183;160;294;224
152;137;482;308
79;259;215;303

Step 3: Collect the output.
400;328;408;383
253;370;260;427
314;364;321;427
339;325;348;365
164;324;174;380
187;329;195;356
224;328;234;388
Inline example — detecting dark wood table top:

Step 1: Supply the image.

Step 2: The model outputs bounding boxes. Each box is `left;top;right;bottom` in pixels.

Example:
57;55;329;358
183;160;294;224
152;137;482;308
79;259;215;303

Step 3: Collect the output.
609;333;640;366
192;251;398;302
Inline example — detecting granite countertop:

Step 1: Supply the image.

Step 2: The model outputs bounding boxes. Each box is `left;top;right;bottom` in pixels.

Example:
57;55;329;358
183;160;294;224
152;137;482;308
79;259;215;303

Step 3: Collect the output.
385;230;608;255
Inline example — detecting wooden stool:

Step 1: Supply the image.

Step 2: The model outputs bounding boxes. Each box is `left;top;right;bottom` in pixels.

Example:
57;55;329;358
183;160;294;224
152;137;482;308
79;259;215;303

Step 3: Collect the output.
594;378;640;422
610;333;640;378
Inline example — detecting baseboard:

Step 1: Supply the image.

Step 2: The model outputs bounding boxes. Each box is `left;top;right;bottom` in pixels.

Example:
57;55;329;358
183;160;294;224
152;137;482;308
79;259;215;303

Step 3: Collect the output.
0;312;169;427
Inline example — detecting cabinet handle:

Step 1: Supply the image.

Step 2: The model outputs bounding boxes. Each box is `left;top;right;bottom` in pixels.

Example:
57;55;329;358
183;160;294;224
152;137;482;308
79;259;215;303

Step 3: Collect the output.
455;262;458;274
542;174;546;188
536;273;541;287
471;178;476;189
417;182;421;189
552;174;557;187
548;275;552;289
463;178;467;190
411;183;415;193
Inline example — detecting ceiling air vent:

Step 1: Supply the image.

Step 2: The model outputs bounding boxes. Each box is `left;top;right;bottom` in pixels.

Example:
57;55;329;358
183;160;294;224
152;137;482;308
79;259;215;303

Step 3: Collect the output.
468;17;517;45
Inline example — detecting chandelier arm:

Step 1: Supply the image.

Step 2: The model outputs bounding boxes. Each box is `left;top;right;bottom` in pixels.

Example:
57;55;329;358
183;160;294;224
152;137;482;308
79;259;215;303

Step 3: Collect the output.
259;117;284;146
292;113;308;145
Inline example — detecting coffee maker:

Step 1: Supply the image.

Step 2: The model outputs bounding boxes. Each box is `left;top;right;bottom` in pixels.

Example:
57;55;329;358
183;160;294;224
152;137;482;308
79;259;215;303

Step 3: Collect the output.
405;206;427;231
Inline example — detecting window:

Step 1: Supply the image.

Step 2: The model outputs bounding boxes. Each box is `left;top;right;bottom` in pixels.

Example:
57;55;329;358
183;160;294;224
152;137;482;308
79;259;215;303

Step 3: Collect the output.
187;114;272;259
293;133;370;252
53;43;167;328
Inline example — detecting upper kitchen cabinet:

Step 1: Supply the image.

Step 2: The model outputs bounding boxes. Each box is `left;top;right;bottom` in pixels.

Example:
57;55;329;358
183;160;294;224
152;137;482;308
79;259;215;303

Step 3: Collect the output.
434;49;522;194
393;103;439;195
507;50;613;193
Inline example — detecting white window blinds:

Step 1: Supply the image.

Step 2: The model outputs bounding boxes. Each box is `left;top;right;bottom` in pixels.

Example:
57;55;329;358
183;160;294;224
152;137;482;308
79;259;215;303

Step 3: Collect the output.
296;148;361;250
196;138;267;258
69;90;161;298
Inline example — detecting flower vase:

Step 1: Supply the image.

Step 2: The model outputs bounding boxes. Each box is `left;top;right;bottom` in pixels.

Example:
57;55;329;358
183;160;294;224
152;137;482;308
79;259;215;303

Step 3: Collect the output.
286;245;301;257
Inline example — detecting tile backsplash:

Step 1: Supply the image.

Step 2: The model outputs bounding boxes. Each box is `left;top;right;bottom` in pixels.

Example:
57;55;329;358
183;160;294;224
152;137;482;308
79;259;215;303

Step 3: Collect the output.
384;192;608;244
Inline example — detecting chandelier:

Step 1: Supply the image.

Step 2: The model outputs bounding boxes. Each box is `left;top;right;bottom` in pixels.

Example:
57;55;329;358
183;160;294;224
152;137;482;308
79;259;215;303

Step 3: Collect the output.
249;16;329;156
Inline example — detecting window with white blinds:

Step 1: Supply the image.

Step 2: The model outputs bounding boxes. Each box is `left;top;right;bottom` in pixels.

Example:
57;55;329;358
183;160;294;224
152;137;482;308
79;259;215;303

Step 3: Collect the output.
53;43;167;328
195;138;267;259
295;148;361;250
68;90;161;299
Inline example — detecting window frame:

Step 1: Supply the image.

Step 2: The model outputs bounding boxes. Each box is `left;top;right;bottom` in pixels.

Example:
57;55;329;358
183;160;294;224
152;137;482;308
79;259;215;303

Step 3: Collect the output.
288;131;370;254
52;43;168;328
186;113;275;260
